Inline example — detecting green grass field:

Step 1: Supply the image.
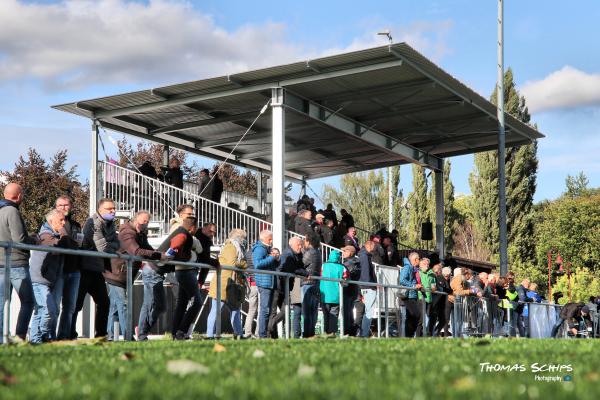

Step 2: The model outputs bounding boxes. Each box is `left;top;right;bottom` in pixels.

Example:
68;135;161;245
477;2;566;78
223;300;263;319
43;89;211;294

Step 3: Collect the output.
1;338;598;400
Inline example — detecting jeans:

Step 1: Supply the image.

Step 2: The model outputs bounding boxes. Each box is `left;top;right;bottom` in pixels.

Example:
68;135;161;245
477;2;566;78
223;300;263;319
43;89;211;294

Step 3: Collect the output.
323;303;340;334
257;287;273;338
137;267;166;340
172;270;202;336
244;285;259;337
107;284;127;340
551;318;565;338
292;304;302;338
360;289;377;337
31;283;59;344
206;298;242;337
302;284;319;338
0;265;34;342
72;270;110;338
57;271;80;340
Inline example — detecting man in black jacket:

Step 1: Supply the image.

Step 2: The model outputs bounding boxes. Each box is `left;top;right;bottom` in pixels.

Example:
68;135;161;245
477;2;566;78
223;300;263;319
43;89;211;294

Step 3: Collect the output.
72;198;119;338
551;303;591;338
162;158;184;189
294;209;313;236
341;246;360;336
301;232;322;338
268;236;307;338
358;241;377;337
194;223;219;287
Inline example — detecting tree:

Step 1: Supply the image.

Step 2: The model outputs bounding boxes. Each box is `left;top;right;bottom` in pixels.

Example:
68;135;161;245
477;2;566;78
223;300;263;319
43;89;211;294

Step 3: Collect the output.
552;267;600;305
535;193;600;273
407;165;428;247
451;195;491;261
322;168;403;236
565;171;590;198
469;68;538;264
0;148;89;232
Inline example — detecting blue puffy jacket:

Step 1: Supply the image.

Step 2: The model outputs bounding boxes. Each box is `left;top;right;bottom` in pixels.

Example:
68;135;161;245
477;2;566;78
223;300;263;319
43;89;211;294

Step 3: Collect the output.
252;241;278;289
399;257;418;299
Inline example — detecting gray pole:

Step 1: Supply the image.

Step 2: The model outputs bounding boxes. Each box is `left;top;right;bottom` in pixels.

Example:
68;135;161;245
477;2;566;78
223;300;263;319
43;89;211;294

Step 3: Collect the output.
497;0;509;276
2;245;12;344
90;121;99;216
126;258;134;341
271;87;286;251
387;167;394;231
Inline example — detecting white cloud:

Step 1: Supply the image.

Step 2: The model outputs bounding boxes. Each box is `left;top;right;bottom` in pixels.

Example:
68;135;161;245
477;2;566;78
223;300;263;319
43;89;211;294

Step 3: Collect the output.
0;0;453;91
0;0;304;89
521;66;600;113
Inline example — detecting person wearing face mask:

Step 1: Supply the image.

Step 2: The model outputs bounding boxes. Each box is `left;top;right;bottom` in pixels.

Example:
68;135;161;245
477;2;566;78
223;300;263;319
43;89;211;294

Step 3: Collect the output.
103;211;163;341
54;195;83;340
72;198;119;338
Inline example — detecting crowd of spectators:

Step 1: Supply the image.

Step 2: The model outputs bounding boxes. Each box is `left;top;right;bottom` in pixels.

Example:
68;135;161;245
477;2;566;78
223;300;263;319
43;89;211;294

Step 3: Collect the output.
0;184;598;344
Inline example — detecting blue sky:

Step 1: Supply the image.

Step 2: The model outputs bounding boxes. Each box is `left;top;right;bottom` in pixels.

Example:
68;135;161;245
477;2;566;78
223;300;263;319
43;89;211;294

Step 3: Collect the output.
1;0;599;206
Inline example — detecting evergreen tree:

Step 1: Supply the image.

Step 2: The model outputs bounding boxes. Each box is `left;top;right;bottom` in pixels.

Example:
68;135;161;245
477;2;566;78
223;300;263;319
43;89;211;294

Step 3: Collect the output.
469;68;538;263
408;165;428;247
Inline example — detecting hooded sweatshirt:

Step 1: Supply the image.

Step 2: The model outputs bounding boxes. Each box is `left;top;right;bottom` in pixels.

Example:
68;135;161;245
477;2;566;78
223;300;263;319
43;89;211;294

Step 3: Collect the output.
29;222;77;286
320;250;345;304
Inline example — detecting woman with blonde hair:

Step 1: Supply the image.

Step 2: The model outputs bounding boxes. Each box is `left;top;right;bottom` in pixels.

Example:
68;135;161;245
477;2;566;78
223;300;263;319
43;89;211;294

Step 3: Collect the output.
206;229;247;339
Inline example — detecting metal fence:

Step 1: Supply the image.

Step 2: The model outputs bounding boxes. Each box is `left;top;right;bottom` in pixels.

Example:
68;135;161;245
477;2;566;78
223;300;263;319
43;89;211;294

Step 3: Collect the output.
1;241;420;344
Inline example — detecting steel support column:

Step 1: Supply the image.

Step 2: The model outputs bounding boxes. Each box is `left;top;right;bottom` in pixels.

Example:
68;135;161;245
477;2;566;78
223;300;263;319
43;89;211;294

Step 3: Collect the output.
256;172;263;215
497;0;509;276
435;166;445;258
271;87;286;250
388;167;394;231
90;121;99;216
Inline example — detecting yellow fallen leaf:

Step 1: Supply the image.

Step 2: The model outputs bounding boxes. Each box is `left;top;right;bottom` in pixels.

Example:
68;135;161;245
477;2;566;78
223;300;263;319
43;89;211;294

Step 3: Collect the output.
213;343;226;353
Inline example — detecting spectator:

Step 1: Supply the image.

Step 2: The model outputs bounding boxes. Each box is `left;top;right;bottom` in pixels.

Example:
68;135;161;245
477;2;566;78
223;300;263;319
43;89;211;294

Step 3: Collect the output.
332;221;347;248
252;230;280;338
320;249;345;336
428;263;449;336
308;198;317;218
211;170;224;204
206;229;247;339
416;257;435;336
375;223;389;239
322;203;338;226
194;223;219;288
312;213;325;240
244;244;259;339
29;209;77;343
172;224;204;340
294;209;313;236
163;158;184;189
358;241;377;337
296;195;310;212
369;235;386;265
54;195;83;340
523;283;542;325
440;266;453;337
382;236;400;266
321;219;334;245
137;217;195;341
138;160;158;179
169;204;195;233
400;252;422;337
551;303;591;338
103;211;162;341
268;236;307;338
515;278;532;337
340;209;354;228
73;198;118;338
0;183;37;343
198;169;213;200
301;232;322;338
341;246;360;336
390;229;399;248
343;226;360;254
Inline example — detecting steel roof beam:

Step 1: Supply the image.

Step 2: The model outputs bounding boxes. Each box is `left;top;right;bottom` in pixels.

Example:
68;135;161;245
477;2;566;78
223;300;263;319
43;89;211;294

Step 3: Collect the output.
149;111;260;135
283;89;443;171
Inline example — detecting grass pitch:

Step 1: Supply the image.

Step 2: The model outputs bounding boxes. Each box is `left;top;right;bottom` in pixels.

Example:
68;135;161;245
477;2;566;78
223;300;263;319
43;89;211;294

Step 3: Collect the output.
1;338;598;400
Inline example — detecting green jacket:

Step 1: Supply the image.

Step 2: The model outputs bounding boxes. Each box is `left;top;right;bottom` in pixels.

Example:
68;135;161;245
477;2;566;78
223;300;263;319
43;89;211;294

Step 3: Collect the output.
320;250;345;304
417;269;436;303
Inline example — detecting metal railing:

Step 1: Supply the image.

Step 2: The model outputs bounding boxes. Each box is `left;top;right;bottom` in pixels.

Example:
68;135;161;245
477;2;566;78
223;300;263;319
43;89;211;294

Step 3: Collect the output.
1;240;423;344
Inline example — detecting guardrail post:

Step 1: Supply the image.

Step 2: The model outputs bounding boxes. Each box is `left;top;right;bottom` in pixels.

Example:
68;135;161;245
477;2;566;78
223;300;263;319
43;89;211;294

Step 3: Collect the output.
126;258;134;341
284;277;290;339
384;286;389;338
338;281;344;337
453;297;460;338
376;271;381;338
215;266;222;338
2;244;12;344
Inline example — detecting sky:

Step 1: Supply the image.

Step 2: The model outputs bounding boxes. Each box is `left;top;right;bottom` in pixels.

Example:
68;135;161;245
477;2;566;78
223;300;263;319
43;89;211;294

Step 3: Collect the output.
1;0;599;207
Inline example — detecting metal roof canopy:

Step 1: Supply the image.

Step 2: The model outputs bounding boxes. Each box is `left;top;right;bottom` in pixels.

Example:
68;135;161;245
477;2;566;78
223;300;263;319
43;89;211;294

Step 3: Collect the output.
53;43;543;181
